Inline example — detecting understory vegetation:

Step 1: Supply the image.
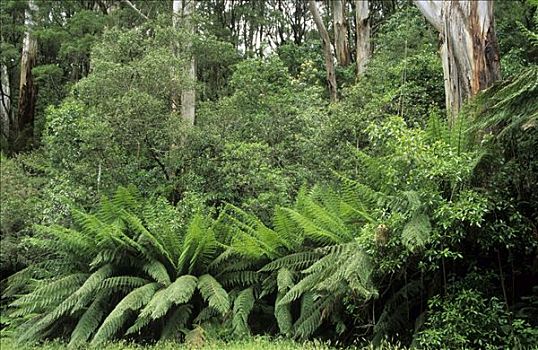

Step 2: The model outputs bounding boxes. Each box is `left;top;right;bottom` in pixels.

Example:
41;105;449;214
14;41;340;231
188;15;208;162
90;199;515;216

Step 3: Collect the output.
1;1;537;349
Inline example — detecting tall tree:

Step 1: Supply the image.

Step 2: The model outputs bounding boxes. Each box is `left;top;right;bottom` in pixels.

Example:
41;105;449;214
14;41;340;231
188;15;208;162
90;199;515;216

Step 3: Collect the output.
308;0;338;102
173;0;196;125
414;0;501;122
333;0;350;66
355;0;370;77
1;62;11;143
17;0;38;146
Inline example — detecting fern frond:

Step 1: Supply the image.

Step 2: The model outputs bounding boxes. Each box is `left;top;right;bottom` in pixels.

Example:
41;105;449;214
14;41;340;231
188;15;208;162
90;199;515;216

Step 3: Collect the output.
68;293;108;346
142;260;171;286
10;273;88;317
147;275;198;320
260;251;322;272
275;292;293;337
160;305;192;340
293;292;338;339
219;271;261;287
91;282;159;344
401;212;431;252
122;210;175;268
232;287;255;336
197;274;230;316
177;214;217;274
277;268;294;293
100;276;149;292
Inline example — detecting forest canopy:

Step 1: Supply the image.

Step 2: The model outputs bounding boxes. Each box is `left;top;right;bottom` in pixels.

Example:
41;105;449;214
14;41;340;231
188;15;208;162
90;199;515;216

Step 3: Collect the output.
1;0;537;349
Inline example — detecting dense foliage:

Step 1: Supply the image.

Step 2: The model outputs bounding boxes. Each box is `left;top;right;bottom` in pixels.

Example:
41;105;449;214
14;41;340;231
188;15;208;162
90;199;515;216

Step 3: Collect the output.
1;0;537;349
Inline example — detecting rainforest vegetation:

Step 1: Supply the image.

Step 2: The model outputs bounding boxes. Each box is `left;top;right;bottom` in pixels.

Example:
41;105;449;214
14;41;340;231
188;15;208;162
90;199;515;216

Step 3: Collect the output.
1;0;537;349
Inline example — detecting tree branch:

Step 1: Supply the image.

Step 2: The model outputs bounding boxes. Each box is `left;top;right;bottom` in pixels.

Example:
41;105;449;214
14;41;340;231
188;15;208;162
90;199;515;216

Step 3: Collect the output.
413;0;443;32
121;0;149;20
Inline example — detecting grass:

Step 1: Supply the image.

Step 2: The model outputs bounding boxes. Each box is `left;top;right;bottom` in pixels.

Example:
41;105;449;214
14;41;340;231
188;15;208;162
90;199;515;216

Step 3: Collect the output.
0;336;406;350
0;337;334;350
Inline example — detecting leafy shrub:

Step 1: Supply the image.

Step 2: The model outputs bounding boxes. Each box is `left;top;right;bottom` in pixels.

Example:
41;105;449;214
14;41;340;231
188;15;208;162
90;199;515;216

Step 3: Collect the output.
414;289;538;349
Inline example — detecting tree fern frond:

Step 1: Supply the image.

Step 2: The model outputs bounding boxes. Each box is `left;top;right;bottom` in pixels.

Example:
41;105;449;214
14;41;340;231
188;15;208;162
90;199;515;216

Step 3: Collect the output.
260;251;322;272
293;292;338;339
277;268;294;293
160;305;192;340
142;260;171;286
232;287;255;336
100;276;149;292
219;271;260;287
197;274;230;316
281;208;343;245
194;306;219;324
275;292;293;337
68;293;109;346
178;214;216;274
401;212;431;252
91;282;159;344
10;273;88;317
122;210;175;268
148;275;198;320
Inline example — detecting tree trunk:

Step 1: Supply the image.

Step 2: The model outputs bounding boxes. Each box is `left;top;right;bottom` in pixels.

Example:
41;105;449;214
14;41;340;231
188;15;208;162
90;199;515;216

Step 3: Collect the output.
173;0;196;126
355;0;370;77
333;0;350;67
1;63;12;142
17;0;38;145
308;0;338;102
414;0;501;124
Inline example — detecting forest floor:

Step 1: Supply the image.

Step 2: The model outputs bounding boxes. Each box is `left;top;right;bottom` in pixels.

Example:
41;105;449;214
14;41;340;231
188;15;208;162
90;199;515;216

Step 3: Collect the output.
0;336;405;349
0;337;333;349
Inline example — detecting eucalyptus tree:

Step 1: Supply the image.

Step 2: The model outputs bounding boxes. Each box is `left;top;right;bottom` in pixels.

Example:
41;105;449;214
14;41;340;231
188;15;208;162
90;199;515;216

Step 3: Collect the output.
308;0;338;102
173;0;196;126
17;0;37;148
414;0;501;122
355;0;370;77
333;0;350;66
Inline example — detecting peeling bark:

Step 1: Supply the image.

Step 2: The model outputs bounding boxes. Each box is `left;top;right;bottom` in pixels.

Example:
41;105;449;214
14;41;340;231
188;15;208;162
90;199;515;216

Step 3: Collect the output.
333;0;350;67
415;0;501;124
17;0;38;144
355;0;371;77
308;0;338;102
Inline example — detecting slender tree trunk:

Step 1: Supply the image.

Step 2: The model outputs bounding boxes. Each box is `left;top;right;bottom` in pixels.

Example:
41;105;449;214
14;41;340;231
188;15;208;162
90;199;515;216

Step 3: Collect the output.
1;63;12;142
414;0;501;124
17;0;38;146
173;0;196;126
355;0;370;77
333;0;350;66
308;0;338;102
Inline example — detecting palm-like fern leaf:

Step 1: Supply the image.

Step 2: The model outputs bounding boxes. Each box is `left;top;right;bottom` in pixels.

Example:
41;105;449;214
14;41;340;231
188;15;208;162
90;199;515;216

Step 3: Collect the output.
91;282;159;344
232;287;255;335
197;274;230;315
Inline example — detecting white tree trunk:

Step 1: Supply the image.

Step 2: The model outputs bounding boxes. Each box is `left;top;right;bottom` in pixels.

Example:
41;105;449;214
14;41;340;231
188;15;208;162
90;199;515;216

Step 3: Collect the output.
18;0;38;141
333;0;350;67
414;0;501;124
355;0;370;77
308;0;338;102
1;63;11;140
173;0;196;126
